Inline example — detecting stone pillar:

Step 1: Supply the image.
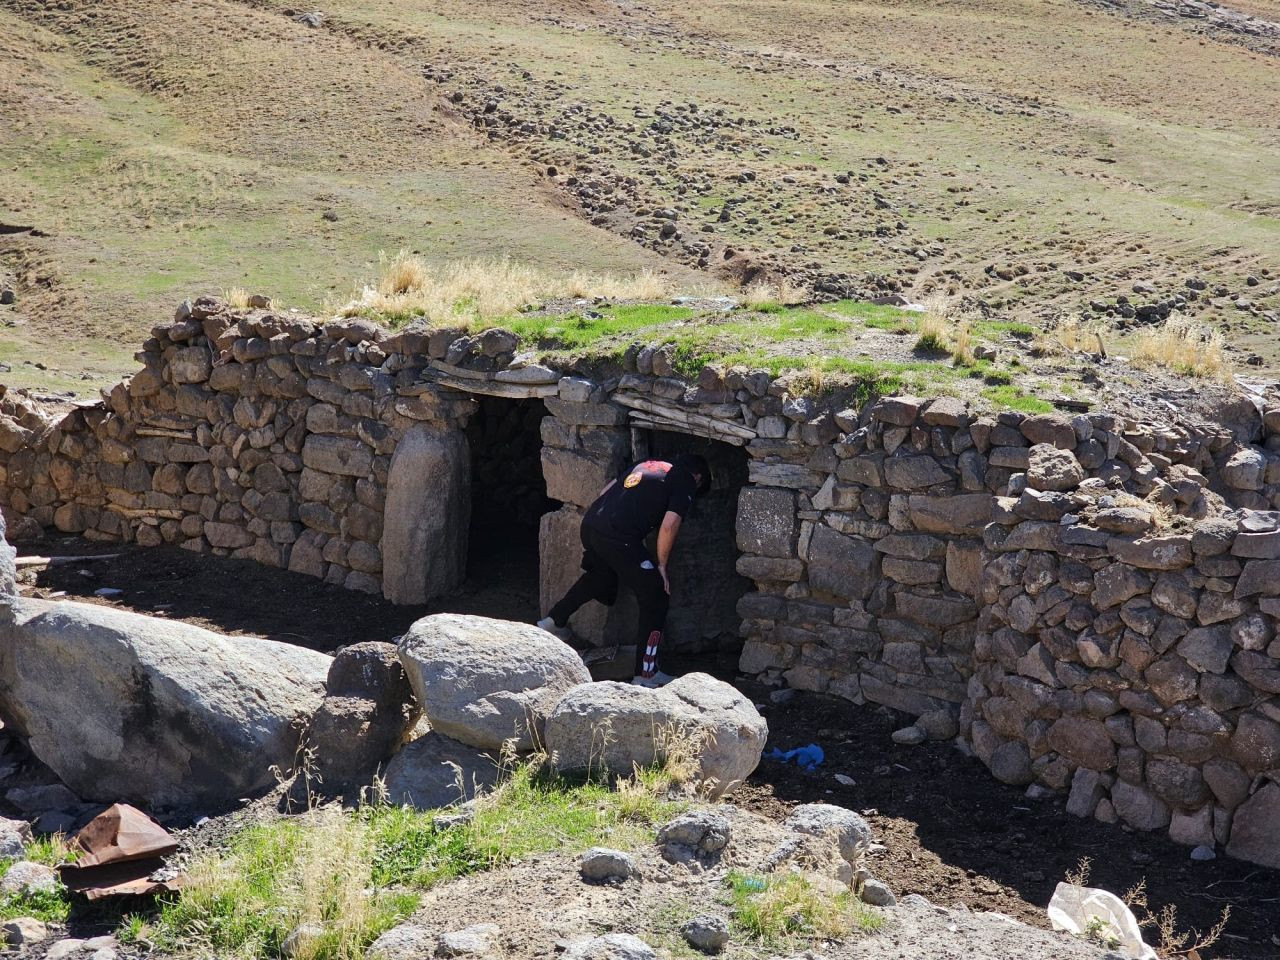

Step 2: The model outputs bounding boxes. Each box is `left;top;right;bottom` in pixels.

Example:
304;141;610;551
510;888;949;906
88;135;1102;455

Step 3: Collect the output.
381;424;470;604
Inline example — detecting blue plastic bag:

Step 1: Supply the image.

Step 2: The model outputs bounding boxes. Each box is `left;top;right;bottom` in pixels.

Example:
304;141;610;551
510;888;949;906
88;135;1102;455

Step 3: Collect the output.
766;743;825;771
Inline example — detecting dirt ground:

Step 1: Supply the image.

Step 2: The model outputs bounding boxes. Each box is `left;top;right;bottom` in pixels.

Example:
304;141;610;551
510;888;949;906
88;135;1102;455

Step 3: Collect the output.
12;533;1280;958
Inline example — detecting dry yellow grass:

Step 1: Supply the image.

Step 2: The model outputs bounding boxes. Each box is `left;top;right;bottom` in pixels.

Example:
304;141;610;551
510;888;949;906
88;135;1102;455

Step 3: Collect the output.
1131;315;1227;379
741;278;810;308
1037;314;1107;356
222;286;251;310
341;252;675;327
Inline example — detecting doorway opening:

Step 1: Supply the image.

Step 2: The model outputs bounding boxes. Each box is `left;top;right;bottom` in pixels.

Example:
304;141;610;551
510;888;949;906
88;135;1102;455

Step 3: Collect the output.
462;395;554;621
639;429;751;671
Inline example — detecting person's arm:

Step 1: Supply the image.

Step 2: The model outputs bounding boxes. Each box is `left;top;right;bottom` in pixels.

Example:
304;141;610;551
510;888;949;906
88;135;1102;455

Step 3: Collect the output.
656;510;682;594
598;478;617;497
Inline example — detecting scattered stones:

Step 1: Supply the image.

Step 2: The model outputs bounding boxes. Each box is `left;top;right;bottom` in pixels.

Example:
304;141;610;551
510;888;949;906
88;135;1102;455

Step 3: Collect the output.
3;917;47;946
891;725;926;745
579;847;638;882
438;923;500;957
563;933;656;960
367;923;437;960
681;914;730;953
657;810;731;860
860;878;897;907
0;861;56;896
784;803;872;863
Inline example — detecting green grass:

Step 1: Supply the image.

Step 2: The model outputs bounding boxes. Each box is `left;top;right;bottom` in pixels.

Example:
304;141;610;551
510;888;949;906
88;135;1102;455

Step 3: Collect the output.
724;871;885;947
981;385;1055;414
502;304;697;349
142;761;685;960
0;834;76;925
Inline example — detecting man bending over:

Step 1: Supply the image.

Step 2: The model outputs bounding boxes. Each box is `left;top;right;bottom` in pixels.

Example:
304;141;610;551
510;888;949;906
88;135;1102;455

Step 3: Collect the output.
538;453;710;687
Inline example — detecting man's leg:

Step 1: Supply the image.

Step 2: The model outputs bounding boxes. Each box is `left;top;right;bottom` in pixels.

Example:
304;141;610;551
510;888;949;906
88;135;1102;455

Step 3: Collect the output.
608;551;669;678
545;544;619;628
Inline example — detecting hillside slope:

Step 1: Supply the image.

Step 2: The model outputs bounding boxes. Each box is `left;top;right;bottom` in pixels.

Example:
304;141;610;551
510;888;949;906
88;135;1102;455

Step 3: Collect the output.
0;0;1277;392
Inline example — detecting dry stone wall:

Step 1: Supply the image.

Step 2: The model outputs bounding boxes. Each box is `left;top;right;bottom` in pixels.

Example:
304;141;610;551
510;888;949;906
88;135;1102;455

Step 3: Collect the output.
2;296;1280;866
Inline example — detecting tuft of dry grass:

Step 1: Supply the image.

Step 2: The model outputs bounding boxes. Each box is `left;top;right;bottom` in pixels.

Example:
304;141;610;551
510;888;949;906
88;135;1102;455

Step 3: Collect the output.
1036;314;1107;356
1131;315;1226;378
340;252;674;328
222;286;251;310
741;278;810;309
951;320;975;366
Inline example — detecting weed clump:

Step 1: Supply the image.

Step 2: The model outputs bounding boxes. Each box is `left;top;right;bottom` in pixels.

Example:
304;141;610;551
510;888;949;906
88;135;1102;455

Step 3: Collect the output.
725;870;884;945
1131;315;1226;378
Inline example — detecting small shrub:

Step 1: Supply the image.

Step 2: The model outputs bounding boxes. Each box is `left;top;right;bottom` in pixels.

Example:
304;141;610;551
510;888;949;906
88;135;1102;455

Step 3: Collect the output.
951;321;975;366
741;279;809;311
1131;315;1226;378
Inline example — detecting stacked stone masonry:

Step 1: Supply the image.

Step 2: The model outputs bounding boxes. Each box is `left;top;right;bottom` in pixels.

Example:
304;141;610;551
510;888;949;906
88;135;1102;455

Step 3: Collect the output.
2;296;1280;868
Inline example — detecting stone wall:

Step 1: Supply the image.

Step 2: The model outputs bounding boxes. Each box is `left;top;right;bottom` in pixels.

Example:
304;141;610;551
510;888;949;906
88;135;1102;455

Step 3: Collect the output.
2;296;1280;866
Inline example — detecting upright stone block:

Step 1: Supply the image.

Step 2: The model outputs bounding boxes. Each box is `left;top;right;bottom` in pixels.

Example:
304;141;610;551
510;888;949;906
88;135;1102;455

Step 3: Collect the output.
381;425;469;604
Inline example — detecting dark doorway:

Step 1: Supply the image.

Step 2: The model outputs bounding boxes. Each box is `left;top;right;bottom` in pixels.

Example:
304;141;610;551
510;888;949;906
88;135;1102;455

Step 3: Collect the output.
461;396;554;620
640;429;751;668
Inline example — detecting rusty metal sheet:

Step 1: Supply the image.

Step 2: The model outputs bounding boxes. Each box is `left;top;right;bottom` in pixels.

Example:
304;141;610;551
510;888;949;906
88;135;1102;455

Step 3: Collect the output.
58;803;182;899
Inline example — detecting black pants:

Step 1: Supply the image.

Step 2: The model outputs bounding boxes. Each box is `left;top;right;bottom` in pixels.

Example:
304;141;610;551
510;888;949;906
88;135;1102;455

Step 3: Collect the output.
547;523;669;675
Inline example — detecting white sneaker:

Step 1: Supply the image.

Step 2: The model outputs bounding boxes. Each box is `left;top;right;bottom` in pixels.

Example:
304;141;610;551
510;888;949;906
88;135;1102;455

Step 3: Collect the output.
536;617;573;643
632;671;675;688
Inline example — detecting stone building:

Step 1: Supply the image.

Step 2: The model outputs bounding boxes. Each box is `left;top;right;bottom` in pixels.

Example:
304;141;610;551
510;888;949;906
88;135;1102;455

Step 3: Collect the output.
1;295;1279;869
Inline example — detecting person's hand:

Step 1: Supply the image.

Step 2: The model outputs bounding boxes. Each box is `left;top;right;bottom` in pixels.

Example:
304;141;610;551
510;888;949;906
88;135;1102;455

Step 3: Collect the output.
659;564;671;595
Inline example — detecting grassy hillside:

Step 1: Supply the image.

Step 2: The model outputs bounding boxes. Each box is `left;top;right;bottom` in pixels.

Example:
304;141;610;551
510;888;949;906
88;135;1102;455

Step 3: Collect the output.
0;0;1277;393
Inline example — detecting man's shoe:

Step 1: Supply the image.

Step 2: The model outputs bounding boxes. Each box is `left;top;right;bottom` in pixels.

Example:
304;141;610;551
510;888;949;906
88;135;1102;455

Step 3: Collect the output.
632;670;675;688
536;617;574;643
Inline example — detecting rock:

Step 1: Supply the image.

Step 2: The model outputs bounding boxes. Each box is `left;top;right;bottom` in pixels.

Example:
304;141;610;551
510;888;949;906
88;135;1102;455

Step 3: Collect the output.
367;923;436;960
438;924;500;957
3;917;47;946
663;674;769;794
282;923;325;958
0;861;56;896
1109;535;1193;571
989;740;1034;786
0;816;30;860
381;424;470;604
0;599;329;807
1066;768;1111;818
305;642;420;791
398;614;589;751
657;811;731;858
6;783;79;813
1222;448;1265;490
1047;716;1116;771
807;525;879;600
1094;507;1153;535
1226;782;1280;869
1190;845;1216;861
681;915;729;953
891;726;925;745
1191;517;1237;556
563;934;656;960
917;708;959;741
1020;415;1076;449
546;675;766;797
579;847;637;882
1111;782;1171;831
381;732;500;810
860;878;897;907
1176;626;1232;674
784;803;871;863
1026;444;1084;491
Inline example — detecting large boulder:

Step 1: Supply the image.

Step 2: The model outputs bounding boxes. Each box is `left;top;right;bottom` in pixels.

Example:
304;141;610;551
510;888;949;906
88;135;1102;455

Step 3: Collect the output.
544;673;767;796
0;599;329;809
381;732;500;810
398;614;590;751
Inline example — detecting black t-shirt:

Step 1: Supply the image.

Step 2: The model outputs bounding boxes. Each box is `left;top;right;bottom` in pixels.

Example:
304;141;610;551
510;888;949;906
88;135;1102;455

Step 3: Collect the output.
584;460;696;543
